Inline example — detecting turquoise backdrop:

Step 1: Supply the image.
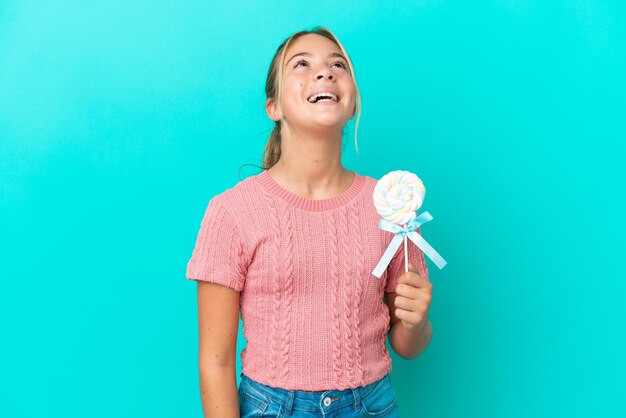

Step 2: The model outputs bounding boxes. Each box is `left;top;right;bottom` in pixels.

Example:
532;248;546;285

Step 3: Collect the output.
1;1;624;417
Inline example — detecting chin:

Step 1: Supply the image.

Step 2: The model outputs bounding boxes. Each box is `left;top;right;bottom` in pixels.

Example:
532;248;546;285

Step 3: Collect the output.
310;122;345;132
311;115;349;128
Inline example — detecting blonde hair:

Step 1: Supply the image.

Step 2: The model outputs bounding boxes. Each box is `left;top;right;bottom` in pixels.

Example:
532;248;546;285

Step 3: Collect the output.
262;26;362;170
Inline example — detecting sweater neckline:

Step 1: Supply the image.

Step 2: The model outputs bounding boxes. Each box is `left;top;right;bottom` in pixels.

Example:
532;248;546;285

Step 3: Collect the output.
256;169;366;211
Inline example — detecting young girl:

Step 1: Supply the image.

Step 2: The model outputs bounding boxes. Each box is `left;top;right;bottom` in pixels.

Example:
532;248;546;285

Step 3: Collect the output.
187;26;433;418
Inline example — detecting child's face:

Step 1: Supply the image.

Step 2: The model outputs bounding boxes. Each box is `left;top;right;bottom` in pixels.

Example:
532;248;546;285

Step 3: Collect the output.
269;33;356;133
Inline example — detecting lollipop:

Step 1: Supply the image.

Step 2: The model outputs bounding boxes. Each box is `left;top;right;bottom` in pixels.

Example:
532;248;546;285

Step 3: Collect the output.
371;170;447;278
373;170;425;225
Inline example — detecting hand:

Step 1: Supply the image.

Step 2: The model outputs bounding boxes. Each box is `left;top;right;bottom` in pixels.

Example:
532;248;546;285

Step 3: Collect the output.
394;262;432;334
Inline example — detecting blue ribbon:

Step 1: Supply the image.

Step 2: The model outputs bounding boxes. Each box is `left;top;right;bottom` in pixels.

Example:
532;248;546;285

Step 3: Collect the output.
372;211;447;278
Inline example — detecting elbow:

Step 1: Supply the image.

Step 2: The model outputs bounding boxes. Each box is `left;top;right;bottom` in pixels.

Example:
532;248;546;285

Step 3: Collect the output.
198;361;237;383
199;355;237;373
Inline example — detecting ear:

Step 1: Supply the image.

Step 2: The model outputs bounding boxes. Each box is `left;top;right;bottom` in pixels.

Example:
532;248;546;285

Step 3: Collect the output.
266;98;281;121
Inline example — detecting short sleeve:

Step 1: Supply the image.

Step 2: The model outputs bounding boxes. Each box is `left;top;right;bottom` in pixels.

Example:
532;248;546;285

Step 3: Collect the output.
384;226;430;293
186;196;249;291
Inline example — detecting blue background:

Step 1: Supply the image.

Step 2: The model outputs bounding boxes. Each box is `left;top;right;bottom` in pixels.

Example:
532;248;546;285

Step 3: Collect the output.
1;1;624;417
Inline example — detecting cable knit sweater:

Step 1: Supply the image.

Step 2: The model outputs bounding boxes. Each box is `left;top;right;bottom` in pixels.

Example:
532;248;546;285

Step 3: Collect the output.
186;169;429;391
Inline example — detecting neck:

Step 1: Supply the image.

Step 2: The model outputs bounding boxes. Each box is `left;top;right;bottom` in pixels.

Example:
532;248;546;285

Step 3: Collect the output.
268;124;351;197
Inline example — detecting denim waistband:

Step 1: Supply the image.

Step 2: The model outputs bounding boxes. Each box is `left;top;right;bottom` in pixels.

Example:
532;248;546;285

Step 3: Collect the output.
239;372;390;415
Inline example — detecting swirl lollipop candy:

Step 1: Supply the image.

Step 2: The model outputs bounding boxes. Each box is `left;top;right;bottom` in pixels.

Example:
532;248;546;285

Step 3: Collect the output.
371;170;447;278
373;170;425;225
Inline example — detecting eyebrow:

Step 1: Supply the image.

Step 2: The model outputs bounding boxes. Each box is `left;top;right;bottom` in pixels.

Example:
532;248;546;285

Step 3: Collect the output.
284;52;348;68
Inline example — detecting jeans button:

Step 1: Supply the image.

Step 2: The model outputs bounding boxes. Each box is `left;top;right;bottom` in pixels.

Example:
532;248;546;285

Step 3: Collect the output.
323;397;332;407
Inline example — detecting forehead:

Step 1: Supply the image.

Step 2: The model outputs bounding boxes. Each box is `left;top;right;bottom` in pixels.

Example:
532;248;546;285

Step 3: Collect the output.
284;33;341;57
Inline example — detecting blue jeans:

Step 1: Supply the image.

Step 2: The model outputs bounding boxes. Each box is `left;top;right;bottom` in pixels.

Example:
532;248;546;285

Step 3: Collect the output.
238;372;401;417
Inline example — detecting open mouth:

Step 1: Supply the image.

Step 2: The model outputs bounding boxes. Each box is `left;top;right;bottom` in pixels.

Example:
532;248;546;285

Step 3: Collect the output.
307;91;339;103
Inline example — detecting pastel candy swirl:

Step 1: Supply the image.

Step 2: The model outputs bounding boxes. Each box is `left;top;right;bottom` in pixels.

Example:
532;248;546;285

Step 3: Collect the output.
373;170;425;225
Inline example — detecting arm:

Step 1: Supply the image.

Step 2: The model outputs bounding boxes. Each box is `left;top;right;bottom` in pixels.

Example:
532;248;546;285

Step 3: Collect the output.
197;281;241;418
384;291;433;360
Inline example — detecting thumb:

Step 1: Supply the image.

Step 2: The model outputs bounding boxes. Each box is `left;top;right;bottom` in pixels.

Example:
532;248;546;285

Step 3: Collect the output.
408;262;418;273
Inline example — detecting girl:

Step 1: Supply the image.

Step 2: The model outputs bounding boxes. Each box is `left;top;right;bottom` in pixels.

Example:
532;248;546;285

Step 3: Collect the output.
187;26;433;418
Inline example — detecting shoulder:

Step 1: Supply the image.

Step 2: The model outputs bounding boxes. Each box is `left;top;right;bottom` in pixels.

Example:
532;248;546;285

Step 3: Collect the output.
210;173;258;204
357;172;378;194
204;173;263;222
359;173;378;186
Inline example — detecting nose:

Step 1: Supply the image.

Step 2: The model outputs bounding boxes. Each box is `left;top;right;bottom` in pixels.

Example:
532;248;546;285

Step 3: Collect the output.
316;67;334;81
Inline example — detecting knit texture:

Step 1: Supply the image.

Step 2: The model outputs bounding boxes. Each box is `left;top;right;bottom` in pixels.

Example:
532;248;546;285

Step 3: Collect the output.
186;170;429;391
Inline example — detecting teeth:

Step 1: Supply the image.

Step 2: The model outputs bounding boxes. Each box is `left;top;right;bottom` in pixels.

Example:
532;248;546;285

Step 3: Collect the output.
307;92;338;103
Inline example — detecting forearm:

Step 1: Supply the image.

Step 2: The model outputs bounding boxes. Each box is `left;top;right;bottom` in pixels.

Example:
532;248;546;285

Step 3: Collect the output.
199;365;239;418
388;318;432;360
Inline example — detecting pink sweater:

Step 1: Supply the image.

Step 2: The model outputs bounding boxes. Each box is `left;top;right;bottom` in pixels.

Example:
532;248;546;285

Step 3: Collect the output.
186;170;429;391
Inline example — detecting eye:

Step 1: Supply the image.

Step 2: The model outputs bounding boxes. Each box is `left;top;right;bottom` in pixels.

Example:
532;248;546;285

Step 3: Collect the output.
294;59;347;70
294;59;308;68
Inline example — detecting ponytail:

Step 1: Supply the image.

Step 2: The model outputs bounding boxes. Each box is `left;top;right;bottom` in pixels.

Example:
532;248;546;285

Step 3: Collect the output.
262;123;281;170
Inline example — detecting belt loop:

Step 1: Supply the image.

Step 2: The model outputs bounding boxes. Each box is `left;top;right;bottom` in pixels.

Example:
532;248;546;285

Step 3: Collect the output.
283;389;295;416
352;387;362;413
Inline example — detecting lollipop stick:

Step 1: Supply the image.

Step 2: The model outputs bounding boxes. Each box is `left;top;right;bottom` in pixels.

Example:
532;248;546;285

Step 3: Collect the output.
404;235;408;273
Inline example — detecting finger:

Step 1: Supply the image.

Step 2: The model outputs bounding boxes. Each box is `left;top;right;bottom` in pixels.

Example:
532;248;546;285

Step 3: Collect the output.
414;274;432;290
395;283;420;299
395;307;424;324
398;268;421;285
400;271;427;289
397;294;430;313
